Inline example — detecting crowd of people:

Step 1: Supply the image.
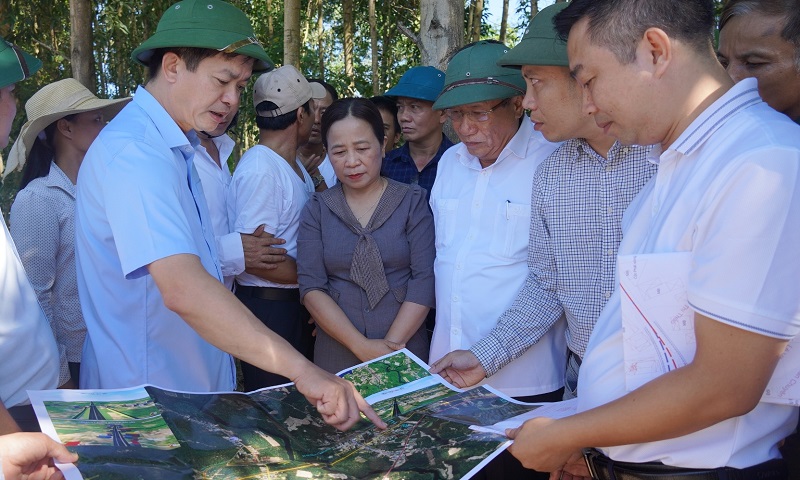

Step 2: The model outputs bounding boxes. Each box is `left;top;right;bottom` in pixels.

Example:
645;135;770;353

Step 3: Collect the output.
0;0;798;478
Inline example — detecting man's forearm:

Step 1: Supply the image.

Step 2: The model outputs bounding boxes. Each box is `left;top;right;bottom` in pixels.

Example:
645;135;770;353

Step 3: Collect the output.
150;254;312;381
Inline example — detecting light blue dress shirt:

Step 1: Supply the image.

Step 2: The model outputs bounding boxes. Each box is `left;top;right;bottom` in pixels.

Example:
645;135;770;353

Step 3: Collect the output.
75;86;234;392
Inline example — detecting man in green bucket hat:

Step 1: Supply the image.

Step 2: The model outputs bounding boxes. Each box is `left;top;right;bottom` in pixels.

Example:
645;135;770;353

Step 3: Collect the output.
431;2;655;412
427;40;562;479
74;0;384;432
0;35;63;434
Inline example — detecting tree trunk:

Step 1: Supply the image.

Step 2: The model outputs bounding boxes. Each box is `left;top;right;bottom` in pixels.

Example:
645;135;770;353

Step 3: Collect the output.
499;0;509;44
284;0;301;67
471;0;483;42
70;0;94;90
416;0;463;70
343;0;356;95
317;0;324;78
266;0;274;39
369;0;379;95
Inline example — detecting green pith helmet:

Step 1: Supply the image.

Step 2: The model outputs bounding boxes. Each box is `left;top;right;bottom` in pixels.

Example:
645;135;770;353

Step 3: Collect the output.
433;41;526;111
131;0;273;73
0;36;42;89
498;2;570;69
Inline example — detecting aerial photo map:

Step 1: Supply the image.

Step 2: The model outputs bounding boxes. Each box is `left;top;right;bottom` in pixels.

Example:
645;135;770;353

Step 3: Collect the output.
30;350;541;480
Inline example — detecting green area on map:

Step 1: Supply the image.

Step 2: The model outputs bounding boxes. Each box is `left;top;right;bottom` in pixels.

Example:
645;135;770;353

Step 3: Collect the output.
40;352;536;479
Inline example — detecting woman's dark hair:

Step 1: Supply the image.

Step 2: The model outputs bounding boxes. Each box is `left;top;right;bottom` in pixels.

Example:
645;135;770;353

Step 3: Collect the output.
321;98;385;151
19;115;75;189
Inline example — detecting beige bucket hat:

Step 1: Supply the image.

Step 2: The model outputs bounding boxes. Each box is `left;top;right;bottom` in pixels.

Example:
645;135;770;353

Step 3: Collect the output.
5;78;131;178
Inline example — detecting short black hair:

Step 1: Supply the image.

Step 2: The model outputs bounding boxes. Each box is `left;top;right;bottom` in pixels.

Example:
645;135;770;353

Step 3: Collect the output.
321;98;385;151
369;96;400;133
553;0;715;64
146;47;246;81
720;0;800;69
307;79;339;101
255;100;312;131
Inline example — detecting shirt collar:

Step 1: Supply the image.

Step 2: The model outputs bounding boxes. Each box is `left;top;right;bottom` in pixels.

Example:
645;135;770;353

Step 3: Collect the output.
667;77;762;157
44;161;76;196
133;85;196;152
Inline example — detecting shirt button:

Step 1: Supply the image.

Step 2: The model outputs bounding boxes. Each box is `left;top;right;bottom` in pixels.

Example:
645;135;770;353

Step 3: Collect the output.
604;292;611;299
607;206;614;214
452;296;460;302
456;263;463;270
608;249;614;255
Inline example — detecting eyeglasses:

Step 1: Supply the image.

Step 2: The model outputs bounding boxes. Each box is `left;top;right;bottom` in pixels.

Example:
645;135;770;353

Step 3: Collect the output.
217;36;262;54
445;98;509;123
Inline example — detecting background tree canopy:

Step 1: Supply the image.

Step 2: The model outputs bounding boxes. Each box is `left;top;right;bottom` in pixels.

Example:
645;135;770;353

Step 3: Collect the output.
0;0;726;216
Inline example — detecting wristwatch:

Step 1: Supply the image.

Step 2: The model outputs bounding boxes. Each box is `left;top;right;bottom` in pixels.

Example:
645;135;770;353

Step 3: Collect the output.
312;174;325;188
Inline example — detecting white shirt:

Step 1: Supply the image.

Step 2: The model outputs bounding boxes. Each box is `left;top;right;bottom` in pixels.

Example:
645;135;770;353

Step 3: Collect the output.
76;86;235;392
429;119;566;397
578;79;800;468
319;155;336;187
0;211;59;407
229;144;314;288
195;134;244;290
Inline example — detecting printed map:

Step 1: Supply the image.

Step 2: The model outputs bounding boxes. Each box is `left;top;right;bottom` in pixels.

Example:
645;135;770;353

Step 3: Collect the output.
30;350;538;479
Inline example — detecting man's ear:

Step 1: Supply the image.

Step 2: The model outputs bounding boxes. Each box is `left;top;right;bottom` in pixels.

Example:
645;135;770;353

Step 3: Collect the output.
641;27;672;79
161;51;182;84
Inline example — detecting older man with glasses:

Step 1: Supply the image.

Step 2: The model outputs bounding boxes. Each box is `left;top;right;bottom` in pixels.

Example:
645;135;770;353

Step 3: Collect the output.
428;40;565;480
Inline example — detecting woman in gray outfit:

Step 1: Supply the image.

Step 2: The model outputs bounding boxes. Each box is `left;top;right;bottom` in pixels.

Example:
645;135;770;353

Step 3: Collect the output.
298;98;434;373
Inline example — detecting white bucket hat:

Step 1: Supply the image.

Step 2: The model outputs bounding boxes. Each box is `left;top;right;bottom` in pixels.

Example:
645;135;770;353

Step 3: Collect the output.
4;78;131;178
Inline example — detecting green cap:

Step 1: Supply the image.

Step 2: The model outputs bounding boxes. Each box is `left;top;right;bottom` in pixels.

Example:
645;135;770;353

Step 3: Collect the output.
498;3;570;69
131;0;273;73
433;41;526;111
0;36;42;89
384;66;445;102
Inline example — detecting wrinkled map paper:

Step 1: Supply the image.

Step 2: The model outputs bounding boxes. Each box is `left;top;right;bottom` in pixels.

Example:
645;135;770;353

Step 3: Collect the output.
30;350;554;479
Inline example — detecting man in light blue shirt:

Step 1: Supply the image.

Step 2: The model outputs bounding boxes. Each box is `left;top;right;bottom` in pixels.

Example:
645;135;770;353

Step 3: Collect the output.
75;0;383;432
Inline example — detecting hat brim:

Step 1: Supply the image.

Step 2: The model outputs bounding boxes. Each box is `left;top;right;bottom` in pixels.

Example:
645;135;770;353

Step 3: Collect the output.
433;83;523;111
0;43;42;89
497;37;569;69
131;30;274;73
5;97;131;178
384;84;440;103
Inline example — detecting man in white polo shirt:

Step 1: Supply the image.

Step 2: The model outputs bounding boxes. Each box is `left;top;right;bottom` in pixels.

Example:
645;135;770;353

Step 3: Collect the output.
505;1;800;478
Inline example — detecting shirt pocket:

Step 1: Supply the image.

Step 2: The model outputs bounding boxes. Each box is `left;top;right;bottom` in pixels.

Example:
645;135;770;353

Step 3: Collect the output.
432;199;459;249
491;201;531;258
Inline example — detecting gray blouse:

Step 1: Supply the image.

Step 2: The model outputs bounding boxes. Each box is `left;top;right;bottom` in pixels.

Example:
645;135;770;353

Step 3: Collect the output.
298;179;435;373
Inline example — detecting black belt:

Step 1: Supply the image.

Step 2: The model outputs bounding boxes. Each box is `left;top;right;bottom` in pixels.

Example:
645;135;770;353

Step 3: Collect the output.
235;284;300;302
584;449;788;480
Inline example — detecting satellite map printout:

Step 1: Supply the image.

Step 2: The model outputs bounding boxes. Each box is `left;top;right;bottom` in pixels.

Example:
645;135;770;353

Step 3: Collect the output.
29;350;541;479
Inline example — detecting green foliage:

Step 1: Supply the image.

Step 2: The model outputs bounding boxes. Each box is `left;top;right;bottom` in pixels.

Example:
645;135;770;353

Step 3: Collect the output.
1;0;522;217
